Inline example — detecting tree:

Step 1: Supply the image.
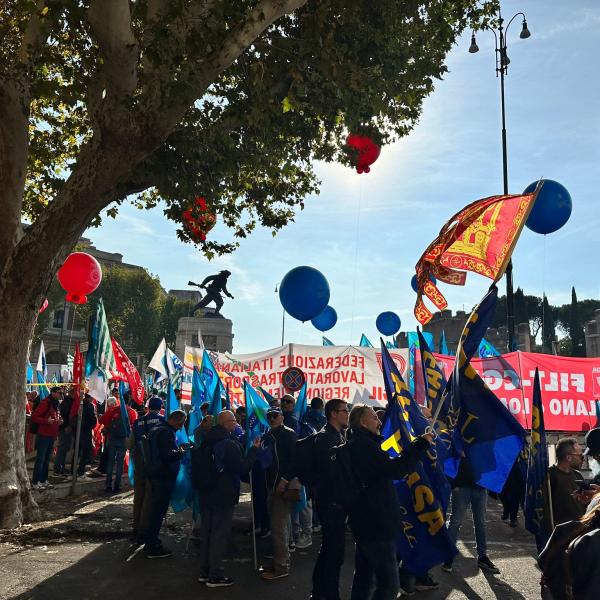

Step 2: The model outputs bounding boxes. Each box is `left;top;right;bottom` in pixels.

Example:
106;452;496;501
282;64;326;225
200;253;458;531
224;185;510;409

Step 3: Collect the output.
0;0;496;527
568;287;586;357
541;294;556;354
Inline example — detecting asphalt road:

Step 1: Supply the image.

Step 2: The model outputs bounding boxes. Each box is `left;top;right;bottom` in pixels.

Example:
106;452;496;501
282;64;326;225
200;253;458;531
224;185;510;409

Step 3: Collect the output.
0;489;542;600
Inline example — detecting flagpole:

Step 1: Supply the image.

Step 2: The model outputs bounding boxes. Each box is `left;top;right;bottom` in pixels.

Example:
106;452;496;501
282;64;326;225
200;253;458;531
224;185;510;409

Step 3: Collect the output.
70;401;83;494
545;473;555;532
249;469;258;571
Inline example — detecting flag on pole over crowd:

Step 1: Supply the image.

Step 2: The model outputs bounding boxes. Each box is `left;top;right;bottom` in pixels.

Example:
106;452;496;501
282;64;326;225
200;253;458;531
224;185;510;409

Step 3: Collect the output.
524;368;550;552
359;334;373;348
293;382;308;422
322;336;334;346
85;298;117;379
379;341;456;575
439;330;449;355
259;386;276;405
111;338;145;405
36;341;47;378
444;286;526;493
413;186;541;325
244;381;270;451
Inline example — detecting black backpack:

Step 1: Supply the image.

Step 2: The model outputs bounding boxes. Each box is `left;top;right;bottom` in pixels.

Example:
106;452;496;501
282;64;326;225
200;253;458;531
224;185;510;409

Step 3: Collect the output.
296;433;318;487
328;441;365;510
191;440;224;491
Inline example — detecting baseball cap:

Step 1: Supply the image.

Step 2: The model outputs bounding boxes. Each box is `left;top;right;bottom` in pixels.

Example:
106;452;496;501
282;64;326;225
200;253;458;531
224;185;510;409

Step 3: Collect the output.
148;396;163;411
584;428;600;457
267;407;283;418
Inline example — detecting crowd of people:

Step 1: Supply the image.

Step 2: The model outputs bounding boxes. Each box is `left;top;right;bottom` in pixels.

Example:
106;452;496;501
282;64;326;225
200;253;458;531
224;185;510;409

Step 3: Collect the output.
26;386;600;599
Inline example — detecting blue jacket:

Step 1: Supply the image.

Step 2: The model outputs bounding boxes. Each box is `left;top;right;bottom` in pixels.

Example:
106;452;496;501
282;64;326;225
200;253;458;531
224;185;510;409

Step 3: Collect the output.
132;411;165;444
304;408;326;432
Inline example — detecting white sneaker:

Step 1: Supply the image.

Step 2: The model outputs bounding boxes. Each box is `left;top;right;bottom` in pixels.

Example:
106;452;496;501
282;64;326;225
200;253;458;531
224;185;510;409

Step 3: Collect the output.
41;481;54;489
295;535;312;549
32;482;43;491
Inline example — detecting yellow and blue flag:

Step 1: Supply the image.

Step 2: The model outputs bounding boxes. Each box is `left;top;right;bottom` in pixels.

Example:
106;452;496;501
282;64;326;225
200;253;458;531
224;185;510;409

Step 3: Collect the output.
524;368;550;552
446;285;526;492
380;342;456;575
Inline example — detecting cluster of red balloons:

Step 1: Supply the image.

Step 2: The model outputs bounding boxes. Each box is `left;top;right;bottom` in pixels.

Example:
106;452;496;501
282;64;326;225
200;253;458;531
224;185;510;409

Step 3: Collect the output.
57;252;102;304
345;134;381;174
183;196;217;242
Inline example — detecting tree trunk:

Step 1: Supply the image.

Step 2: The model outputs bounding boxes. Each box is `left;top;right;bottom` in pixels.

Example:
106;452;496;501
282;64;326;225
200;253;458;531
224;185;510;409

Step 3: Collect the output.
0;298;40;528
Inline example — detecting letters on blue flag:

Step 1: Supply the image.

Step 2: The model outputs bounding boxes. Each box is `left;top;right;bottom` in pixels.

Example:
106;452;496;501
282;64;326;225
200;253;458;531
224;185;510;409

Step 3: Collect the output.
244;381;270;451
524;368;550;552
478;338;500;358
446;285;526;492
379;342;456;574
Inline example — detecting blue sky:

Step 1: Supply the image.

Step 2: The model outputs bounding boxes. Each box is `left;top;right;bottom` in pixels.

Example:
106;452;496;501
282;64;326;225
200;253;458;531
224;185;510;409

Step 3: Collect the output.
87;0;600;354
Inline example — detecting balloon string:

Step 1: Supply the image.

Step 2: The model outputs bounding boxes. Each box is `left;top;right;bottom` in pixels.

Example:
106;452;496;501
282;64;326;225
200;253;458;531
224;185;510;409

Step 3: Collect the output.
349;179;363;345
542;233;546;352
66;304;77;362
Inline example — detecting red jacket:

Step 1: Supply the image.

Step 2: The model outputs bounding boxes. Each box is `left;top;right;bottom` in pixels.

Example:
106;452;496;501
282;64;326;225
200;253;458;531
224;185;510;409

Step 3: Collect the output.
32;397;61;438
99;404;137;434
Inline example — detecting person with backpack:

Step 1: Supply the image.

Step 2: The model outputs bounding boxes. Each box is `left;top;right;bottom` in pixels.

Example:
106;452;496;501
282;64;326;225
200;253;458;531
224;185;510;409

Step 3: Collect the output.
31;387;63;490
344;404;432;600
192;410;260;588
261;407;298;581
130;395;164;544
99;395;137;493
539;502;600;599
53;390;74;476
311;398;349;600
144;410;189;558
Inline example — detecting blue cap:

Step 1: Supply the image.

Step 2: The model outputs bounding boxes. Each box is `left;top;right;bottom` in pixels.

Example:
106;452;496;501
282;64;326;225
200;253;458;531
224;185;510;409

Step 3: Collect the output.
148;396;163;411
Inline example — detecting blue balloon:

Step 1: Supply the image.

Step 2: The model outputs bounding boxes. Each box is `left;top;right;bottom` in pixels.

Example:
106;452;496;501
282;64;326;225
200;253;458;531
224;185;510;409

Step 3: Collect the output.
411;274;437;293
376;311;401;336
311;305;337;332
279;266;330;322
524;179;572;234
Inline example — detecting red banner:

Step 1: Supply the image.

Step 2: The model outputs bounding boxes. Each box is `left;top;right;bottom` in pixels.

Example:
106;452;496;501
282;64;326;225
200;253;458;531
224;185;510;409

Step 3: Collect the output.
111;338;145;405
418;351;600;432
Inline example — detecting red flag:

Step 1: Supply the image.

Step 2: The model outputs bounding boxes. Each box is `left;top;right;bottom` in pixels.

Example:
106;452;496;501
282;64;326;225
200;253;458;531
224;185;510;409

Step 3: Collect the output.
111;338;145;405
69;343;83;419
414;186;540;325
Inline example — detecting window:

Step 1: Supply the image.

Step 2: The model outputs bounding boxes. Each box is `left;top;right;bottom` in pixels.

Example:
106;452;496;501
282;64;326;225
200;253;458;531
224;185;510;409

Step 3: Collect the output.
53;309;64;329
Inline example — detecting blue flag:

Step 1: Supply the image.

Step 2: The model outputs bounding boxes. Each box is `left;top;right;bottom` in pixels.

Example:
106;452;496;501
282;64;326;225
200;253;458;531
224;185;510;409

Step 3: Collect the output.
201;350;221;404
244;381;270;451
171;423;194;513
407;330;434;396
379;342;456;575
359;334;374;348
118;381;132;437
36;371;50;399
224;384;231;411
478;338;500;357
258;386;277;405
209;378;223;419
524;368;550;552
293;382;308;422
187;368;206;442
166;378;179;417
439;330;449;355
446;286;526;492
322;336;334;346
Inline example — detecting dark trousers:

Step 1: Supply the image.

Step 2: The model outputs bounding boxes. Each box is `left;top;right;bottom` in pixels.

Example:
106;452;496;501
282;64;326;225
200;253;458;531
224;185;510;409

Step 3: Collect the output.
251;466;270;531
33;435;55;484
312;502;347;600
145;478;175;552
54;428;73;474
198;505;235;579
193;291;223;314
351;540;400;600
133;457;152;540
74;433;93;476
500;489;520;521
105;441;126;489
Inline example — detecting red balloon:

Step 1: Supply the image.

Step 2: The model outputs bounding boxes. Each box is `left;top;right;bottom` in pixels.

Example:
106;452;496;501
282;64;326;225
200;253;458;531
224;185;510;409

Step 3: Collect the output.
57;252;102;304
346;134;381;174
39;298;49;313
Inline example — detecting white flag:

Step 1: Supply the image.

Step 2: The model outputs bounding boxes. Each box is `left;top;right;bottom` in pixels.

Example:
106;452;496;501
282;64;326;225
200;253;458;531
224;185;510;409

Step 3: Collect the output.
148;338;168;379
197;327;205;349
36;341;47;377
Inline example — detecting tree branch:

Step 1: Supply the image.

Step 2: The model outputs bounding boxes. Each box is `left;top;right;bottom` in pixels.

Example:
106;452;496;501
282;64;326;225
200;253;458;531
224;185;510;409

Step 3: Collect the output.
88;0;139;119
16;1;47;67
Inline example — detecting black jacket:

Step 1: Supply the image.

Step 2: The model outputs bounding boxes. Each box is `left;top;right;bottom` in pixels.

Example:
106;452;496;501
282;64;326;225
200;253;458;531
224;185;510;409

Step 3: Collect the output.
450;457;480;489
314;423;346;506
199;425;257;509
149;423;185;481
59;396;74;430
346;427;430;543
265;424;297;489
80;400;98;432
570;528;600;600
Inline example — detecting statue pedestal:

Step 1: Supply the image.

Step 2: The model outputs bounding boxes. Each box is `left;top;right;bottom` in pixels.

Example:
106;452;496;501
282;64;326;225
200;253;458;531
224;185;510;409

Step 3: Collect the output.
175;313;234;357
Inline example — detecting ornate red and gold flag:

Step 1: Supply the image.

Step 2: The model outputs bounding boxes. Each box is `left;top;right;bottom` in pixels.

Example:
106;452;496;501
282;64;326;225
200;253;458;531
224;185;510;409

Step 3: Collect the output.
414;186;541;325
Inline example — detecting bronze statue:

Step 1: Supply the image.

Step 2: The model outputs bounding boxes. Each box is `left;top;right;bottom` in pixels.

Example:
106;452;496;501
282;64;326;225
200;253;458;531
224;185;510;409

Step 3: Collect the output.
189;270;234;316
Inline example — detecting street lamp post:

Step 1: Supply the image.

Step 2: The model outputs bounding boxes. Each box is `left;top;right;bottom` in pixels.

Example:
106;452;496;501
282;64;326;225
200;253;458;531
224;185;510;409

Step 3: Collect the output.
274;283;285;346
469;10;531;351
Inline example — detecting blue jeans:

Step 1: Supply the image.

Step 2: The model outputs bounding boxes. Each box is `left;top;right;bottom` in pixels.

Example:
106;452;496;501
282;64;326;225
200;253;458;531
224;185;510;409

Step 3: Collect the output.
33;435;55;484
105;441;126;489
447;486;488;558
351;540;400;600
